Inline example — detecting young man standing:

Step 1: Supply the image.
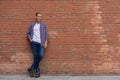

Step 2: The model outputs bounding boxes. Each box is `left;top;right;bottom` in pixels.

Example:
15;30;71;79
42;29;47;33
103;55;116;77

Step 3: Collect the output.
27;12;49;78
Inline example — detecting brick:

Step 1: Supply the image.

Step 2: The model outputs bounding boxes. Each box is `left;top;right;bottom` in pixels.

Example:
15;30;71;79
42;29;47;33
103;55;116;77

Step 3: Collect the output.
0;0;120;75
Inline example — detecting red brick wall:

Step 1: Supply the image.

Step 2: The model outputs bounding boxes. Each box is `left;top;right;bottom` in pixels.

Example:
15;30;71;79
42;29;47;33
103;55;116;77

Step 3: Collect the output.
0;0;120;75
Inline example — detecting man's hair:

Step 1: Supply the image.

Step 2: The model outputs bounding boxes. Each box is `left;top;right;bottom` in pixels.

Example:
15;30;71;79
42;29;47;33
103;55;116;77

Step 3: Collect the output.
35;12;41;16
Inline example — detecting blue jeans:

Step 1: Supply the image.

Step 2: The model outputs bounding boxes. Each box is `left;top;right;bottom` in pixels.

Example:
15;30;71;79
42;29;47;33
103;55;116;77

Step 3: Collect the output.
30;41;44;73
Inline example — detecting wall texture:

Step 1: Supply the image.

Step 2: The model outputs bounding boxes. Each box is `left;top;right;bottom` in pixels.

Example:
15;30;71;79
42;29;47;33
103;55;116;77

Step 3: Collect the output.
0;0;120;75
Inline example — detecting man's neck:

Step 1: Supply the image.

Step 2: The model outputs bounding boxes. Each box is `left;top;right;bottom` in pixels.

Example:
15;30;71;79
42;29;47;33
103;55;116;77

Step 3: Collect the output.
36;21;41;24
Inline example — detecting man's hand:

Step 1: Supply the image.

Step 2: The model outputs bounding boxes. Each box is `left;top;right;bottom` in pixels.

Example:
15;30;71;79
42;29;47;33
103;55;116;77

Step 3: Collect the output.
29;38;33;42
44;40;48;48
44;43;48;48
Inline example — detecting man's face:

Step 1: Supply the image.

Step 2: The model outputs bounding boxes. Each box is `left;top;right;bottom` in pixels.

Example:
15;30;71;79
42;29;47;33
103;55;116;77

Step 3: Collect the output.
36;14;42;22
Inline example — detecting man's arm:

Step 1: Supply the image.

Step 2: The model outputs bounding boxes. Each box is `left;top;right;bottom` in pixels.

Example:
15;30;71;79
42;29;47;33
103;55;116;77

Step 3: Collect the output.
27;24;33;42
44;24;49;48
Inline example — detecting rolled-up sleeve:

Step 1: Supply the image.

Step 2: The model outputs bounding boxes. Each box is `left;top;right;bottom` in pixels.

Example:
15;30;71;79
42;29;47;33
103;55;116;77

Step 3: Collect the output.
45;24;49;40
27;25;32;39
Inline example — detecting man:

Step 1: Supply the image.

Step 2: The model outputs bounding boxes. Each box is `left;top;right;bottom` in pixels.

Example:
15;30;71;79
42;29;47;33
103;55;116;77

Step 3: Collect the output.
27;12;49;78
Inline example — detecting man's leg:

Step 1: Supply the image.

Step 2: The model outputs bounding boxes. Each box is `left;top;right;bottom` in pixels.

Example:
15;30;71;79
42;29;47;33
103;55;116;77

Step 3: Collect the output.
36;46;45;73
39;46;45;63
29;42;39;71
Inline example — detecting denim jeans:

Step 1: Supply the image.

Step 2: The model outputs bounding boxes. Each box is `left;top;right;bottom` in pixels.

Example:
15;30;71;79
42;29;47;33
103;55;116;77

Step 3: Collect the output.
30;41;44;73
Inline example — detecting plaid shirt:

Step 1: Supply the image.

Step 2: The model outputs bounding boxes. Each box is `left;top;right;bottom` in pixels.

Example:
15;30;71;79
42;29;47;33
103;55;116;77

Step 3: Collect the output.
27;22;49;46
